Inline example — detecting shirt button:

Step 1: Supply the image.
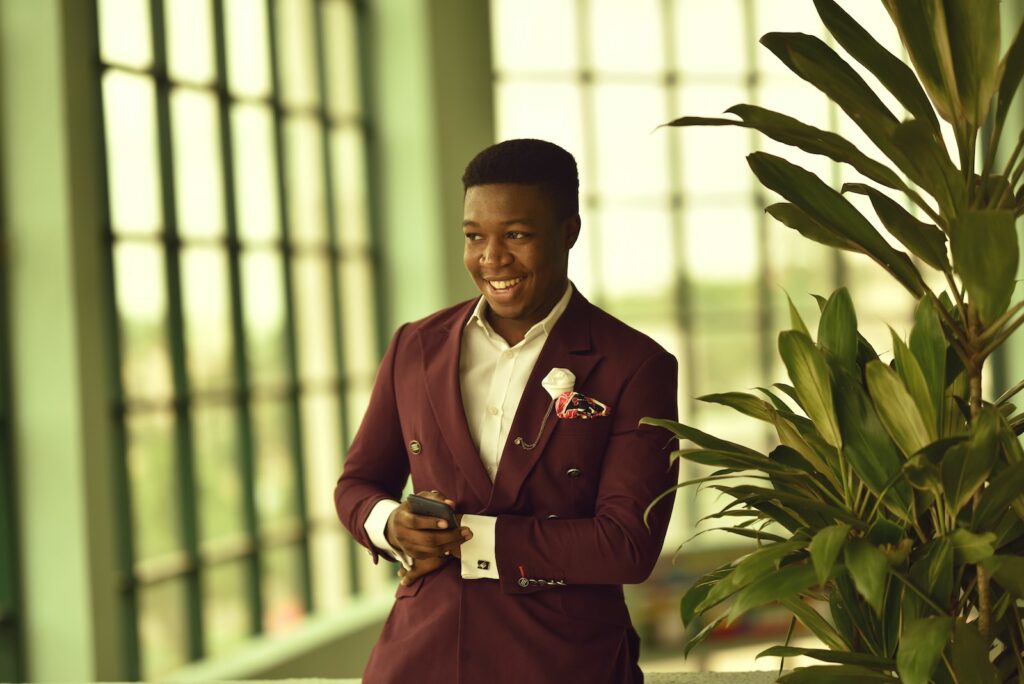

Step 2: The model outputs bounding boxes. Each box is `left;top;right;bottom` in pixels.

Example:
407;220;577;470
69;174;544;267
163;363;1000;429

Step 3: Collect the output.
488;406;499;416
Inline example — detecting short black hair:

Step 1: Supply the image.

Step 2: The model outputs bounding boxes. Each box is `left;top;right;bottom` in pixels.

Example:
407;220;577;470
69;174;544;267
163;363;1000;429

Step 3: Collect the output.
462;139;579;217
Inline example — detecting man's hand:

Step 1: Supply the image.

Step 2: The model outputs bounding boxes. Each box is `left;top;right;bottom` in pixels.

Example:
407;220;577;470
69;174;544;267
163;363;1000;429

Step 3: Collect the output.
387;490;472;584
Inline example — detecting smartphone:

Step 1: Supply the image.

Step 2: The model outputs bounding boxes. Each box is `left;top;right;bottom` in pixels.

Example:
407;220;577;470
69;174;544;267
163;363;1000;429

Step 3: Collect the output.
407;494;459;530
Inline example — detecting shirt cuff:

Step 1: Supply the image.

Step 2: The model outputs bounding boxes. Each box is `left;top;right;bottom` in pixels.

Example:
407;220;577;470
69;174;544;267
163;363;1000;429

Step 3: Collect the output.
364;498;413;571
460;514;499;580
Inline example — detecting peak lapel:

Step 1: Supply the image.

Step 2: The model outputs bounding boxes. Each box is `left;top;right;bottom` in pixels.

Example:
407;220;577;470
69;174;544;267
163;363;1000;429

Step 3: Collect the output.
488;290;602;512
419;304;494;508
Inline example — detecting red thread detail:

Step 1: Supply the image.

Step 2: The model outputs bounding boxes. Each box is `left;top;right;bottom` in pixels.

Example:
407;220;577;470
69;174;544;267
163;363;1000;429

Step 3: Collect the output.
518;565;526;578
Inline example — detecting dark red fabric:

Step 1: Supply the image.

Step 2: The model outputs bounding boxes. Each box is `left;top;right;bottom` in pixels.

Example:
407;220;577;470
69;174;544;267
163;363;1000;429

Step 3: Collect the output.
334;289;679;683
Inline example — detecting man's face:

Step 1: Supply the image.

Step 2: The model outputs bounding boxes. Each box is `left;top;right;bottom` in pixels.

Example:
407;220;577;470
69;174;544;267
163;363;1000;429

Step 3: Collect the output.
463;183;579;336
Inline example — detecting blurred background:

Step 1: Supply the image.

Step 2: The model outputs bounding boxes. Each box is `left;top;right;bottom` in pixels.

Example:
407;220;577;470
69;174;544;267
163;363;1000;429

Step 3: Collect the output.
0;0;1022;681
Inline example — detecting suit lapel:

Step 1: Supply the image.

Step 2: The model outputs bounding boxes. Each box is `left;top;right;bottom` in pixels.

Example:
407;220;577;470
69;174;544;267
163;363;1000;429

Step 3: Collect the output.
419;302;495;508
488;289;602;512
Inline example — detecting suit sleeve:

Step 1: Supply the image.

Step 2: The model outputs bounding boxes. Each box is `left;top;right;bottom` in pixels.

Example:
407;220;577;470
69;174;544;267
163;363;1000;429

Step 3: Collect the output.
334;324;411;564
494;350;679;591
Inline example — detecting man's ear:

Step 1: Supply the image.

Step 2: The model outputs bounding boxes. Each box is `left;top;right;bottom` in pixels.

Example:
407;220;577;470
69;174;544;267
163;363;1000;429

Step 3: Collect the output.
564;214;582;249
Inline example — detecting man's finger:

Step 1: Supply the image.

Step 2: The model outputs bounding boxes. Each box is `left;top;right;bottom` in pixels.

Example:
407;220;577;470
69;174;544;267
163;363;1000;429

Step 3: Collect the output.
395;509;457;531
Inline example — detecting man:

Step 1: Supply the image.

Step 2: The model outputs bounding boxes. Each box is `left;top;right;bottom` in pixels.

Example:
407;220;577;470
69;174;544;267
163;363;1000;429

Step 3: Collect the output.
334;139;678;683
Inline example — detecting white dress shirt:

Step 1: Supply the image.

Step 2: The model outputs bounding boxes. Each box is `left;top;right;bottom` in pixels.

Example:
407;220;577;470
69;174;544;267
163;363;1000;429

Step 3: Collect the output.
363;283;574;580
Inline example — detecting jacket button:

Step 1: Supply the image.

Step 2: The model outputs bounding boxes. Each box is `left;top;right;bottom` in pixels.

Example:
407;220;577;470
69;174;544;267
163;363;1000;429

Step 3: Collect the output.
409;440;422;454
566;467;582;478
518;577;529;588
547;514;559;519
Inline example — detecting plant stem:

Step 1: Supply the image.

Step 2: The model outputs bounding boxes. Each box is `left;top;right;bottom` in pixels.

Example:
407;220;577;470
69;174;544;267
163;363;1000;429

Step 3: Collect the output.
942;652;963;684
990;128;1024;209
979;299;1024;342
978;308;1024;361
943;271;968;323
968;305;993;642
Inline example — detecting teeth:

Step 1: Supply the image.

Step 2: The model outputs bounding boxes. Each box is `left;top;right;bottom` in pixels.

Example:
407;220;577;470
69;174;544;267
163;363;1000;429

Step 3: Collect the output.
490;278;522;290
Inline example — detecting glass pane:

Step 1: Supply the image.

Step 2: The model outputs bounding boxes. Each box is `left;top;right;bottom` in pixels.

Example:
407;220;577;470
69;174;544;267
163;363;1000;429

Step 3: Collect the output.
675;84;751;197
181;247;234;392
567;208;595;298
675;0;746;76
592;84;669;197
330;127;370;250
495;82;587;171
166;0;215;84
98;0;152;69
262;544;306;633
311;528;348;612
139;579;188;678
294;255;337;382
284;116;328;245
202;559;251;655
232;104;281;243
690;316;762;397
242;250;289;388
114;243;173;400
339;258;377;379
491;0;579;73
253;399;299;525
276;0;319;109
103;72;162;236
301;391;341;521
171;89;225;240
684;205;759;285
322;0;362;118
768;227;836;328
588;0;665;74
193;404;245;546
597;205;675;310
127;411;181;562
225;0;271;98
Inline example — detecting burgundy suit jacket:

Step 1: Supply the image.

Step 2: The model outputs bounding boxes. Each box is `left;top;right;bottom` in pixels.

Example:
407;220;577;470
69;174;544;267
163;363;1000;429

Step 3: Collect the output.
334;288;678;683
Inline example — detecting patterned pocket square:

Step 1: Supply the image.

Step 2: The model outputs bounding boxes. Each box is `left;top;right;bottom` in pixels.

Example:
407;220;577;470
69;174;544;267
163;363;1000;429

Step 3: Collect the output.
555;391;611;419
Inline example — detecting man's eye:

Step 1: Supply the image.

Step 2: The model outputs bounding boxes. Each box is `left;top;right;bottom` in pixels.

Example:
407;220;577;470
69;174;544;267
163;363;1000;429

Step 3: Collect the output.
507;231;527;239
464;233;481;241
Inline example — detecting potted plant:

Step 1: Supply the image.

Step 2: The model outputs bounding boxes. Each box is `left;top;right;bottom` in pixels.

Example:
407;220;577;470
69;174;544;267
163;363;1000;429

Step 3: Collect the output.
644;1;1024;681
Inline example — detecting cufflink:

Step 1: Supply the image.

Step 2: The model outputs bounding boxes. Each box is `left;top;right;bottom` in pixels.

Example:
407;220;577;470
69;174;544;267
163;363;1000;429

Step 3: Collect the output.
477;560;490;570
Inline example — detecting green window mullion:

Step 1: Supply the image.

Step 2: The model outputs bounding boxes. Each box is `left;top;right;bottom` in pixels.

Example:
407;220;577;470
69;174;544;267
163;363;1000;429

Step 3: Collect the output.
265;0;315;614
148;0;205;661
210;0;264;637
89;1;144;675
0;247;23;682
351;0;388;358
311;0;360;597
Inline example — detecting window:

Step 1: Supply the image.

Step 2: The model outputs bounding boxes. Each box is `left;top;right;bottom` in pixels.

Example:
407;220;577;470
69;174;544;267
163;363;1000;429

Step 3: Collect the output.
490;0;927;547
95;0;386;677
0;221;23;684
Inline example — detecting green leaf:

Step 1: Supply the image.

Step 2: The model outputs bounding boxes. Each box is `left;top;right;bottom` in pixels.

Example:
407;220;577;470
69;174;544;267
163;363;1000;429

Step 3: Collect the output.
981;555;1024;599
680;565;732;626
639;417;762;456
779;596;850;651
818;288;857;373
833;370;912;515
903;452;943;492
749;153;925;297
672;448;797;476
667;104;904;190
974;460;1024;531
843;539;889;614
865;360;932;458
727;562;819;624
948;620;1000;684
732;540;808;586
810;524;849;584
948;528;995;564
843;183;949;270
883;0;958;123
777;664;898;683
994;17;1024;138
944;0;1001;127
941;406;1001;515
813;0;939;132
785;291;812;337
778;330;842;449
698;392;774;423
758;645;892;669
897;616;953;684
889;119;964;218
683;615;724;658
949;209;1019;326
766;202;861;252
903;538;953;621
891;327;938;441
909;297;947;431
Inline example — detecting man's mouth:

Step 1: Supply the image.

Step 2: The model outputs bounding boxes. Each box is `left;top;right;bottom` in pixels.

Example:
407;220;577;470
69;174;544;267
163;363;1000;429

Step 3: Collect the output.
486;277;524;292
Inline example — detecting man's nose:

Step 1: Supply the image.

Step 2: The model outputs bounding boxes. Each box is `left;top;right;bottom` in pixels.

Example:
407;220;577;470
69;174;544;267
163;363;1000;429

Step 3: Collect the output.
481;239;511;264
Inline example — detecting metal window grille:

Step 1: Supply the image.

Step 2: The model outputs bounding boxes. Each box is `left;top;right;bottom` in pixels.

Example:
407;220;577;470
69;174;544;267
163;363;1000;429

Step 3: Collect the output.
91;0;387;677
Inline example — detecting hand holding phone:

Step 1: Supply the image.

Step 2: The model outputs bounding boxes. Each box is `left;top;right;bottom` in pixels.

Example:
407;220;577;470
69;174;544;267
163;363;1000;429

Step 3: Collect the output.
407;493;459;530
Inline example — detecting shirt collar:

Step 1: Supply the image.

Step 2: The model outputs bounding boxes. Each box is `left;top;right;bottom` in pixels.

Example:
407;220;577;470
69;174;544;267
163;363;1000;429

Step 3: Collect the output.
465;282;574;346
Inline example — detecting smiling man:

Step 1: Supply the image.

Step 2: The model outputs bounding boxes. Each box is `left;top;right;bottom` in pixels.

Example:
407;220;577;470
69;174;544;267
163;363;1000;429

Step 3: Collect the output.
334;139;679;683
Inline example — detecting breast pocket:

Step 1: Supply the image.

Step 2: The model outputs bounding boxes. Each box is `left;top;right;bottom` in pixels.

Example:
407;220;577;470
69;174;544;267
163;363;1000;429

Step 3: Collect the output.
548;418;612;513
